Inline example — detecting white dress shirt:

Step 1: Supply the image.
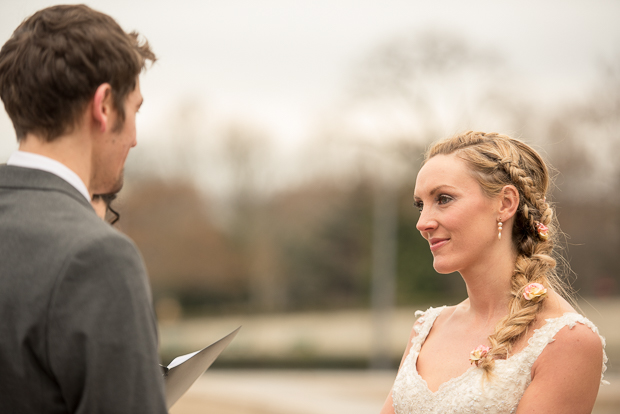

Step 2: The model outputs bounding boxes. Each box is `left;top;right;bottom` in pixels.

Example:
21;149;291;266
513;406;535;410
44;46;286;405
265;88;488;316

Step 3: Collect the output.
6;151;90;202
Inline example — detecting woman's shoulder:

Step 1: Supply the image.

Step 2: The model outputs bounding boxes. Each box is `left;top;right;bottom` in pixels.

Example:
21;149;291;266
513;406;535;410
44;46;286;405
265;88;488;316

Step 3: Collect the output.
531;316;606;385
518;303;608;412
530;292;607;384
530;290;579;328
545;317;603;350
536;312;604;355
531;292;604;353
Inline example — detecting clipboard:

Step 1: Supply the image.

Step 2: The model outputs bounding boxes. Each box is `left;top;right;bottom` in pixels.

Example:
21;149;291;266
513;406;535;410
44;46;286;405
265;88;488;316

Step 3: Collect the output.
162;326;241;409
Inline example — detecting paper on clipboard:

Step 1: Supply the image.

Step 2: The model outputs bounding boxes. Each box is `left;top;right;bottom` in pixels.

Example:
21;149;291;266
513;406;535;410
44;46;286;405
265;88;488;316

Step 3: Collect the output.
163;326;241;409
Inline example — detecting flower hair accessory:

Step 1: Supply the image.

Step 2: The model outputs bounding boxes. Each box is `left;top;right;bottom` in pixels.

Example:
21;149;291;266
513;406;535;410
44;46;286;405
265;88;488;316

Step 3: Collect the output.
469;345;490;367
523;282;547;302
536;222;549;241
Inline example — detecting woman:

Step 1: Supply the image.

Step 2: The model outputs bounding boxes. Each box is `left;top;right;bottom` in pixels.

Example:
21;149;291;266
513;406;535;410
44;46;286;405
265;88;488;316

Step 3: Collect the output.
381;131;607;414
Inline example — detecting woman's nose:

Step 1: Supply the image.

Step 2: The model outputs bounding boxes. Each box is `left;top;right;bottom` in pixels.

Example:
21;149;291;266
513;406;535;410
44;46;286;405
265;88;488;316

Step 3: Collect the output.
416;209;437;233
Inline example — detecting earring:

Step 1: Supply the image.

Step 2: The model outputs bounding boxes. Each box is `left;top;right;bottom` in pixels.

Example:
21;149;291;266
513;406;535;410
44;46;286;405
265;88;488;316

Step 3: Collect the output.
497;218;503;241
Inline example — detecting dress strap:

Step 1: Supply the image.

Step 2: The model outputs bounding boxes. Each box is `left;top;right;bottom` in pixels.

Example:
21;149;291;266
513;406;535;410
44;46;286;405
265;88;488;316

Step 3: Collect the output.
518;313;608;386
411;306;446;349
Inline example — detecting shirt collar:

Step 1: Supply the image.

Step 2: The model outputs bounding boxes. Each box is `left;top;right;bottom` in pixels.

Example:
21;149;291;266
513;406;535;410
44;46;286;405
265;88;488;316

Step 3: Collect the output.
6;151;91;202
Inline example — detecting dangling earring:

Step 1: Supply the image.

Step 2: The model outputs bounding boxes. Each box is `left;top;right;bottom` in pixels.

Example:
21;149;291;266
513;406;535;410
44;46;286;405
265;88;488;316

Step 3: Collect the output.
497;218;503;241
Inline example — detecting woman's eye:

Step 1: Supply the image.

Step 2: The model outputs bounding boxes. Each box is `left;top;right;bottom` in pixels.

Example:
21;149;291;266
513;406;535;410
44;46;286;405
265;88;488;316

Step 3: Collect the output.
437;195;453;205
413;201;423;212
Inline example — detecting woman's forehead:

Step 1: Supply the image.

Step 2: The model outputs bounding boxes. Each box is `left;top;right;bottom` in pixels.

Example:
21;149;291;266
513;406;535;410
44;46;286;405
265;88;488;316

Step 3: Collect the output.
415;154;477;196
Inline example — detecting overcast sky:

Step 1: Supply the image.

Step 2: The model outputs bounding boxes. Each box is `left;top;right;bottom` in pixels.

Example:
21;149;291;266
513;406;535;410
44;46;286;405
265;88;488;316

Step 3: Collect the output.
1;0;619;158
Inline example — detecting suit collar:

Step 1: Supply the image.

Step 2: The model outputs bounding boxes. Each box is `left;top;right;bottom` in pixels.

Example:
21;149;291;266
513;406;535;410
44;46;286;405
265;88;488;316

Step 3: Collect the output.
7;151;90;202
0;164;92;209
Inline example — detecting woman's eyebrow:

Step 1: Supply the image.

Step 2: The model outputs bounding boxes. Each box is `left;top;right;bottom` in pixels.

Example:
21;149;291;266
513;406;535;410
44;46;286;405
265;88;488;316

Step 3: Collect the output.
430;184;457;195
415;184;458;199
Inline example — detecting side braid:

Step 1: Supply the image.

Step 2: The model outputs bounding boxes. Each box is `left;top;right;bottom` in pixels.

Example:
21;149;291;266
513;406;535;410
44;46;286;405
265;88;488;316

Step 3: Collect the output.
425;131;568;377
478;162;556;375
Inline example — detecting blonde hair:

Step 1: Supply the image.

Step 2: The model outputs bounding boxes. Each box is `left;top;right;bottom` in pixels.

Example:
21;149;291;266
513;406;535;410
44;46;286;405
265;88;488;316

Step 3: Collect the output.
425;131;570;375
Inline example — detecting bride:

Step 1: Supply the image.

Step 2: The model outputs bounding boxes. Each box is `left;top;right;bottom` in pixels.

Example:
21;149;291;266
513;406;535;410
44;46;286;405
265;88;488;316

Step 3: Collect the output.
381;131;607;414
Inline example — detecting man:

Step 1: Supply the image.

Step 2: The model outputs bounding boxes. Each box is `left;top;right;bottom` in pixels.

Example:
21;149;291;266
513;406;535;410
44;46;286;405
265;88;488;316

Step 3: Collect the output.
0;5;167;413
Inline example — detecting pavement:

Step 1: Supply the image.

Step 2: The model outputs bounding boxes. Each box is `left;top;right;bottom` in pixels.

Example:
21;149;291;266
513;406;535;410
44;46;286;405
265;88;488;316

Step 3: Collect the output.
160;299;620;367
170;370;620;414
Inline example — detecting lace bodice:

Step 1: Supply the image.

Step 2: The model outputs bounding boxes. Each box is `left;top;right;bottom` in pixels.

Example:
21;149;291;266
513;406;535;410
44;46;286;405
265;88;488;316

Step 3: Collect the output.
392;307;608;414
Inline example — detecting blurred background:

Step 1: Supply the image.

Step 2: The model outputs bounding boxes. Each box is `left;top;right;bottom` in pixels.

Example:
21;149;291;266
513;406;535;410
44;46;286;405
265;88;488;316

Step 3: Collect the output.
1;0;619;412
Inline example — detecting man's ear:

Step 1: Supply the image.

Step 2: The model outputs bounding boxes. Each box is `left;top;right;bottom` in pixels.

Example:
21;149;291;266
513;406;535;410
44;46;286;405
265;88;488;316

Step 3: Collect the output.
498;185;519;220
91;83;113;133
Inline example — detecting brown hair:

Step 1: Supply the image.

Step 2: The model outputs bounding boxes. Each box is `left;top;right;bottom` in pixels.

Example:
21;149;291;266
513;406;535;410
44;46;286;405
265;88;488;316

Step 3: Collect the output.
425;131;570;375
0;4;156;141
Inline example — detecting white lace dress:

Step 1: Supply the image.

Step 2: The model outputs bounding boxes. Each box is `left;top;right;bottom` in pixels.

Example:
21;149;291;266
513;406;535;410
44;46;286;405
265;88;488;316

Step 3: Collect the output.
392;307;608;414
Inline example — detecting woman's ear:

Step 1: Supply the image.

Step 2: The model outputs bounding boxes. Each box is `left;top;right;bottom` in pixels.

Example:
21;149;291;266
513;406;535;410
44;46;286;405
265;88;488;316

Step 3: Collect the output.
498;185;519;220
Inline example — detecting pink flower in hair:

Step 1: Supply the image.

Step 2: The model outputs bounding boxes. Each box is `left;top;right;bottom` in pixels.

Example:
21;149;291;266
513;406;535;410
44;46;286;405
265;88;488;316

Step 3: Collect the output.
536;222;549;241
469;345;490;367
523;283;547;302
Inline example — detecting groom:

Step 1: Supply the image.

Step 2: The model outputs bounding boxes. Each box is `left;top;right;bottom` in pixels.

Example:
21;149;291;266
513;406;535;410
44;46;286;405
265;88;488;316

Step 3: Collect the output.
0;5;167;413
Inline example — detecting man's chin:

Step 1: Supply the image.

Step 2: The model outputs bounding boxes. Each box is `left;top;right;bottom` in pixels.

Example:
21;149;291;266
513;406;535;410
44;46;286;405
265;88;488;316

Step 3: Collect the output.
109;175;124;194
93;172;124;196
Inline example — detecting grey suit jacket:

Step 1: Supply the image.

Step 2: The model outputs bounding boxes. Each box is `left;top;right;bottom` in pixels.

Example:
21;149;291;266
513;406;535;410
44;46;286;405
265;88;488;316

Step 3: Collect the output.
0;165;167;413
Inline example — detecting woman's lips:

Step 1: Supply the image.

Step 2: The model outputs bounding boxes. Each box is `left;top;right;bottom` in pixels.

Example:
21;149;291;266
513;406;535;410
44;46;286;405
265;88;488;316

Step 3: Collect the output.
429;238;449;252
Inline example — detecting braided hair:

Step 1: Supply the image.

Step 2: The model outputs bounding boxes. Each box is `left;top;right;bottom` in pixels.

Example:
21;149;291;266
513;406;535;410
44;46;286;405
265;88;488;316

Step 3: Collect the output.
425;131;570;376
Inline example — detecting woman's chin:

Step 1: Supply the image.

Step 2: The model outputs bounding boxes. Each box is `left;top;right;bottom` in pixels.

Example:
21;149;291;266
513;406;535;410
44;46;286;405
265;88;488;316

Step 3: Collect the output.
432;259;457;275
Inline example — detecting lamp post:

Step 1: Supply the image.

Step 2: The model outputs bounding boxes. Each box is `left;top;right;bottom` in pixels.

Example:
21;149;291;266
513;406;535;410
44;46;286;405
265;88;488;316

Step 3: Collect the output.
370;167;398;369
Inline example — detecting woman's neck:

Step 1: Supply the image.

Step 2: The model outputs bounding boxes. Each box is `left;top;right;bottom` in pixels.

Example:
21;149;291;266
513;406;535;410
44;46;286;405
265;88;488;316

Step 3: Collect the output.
460;248;517;323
